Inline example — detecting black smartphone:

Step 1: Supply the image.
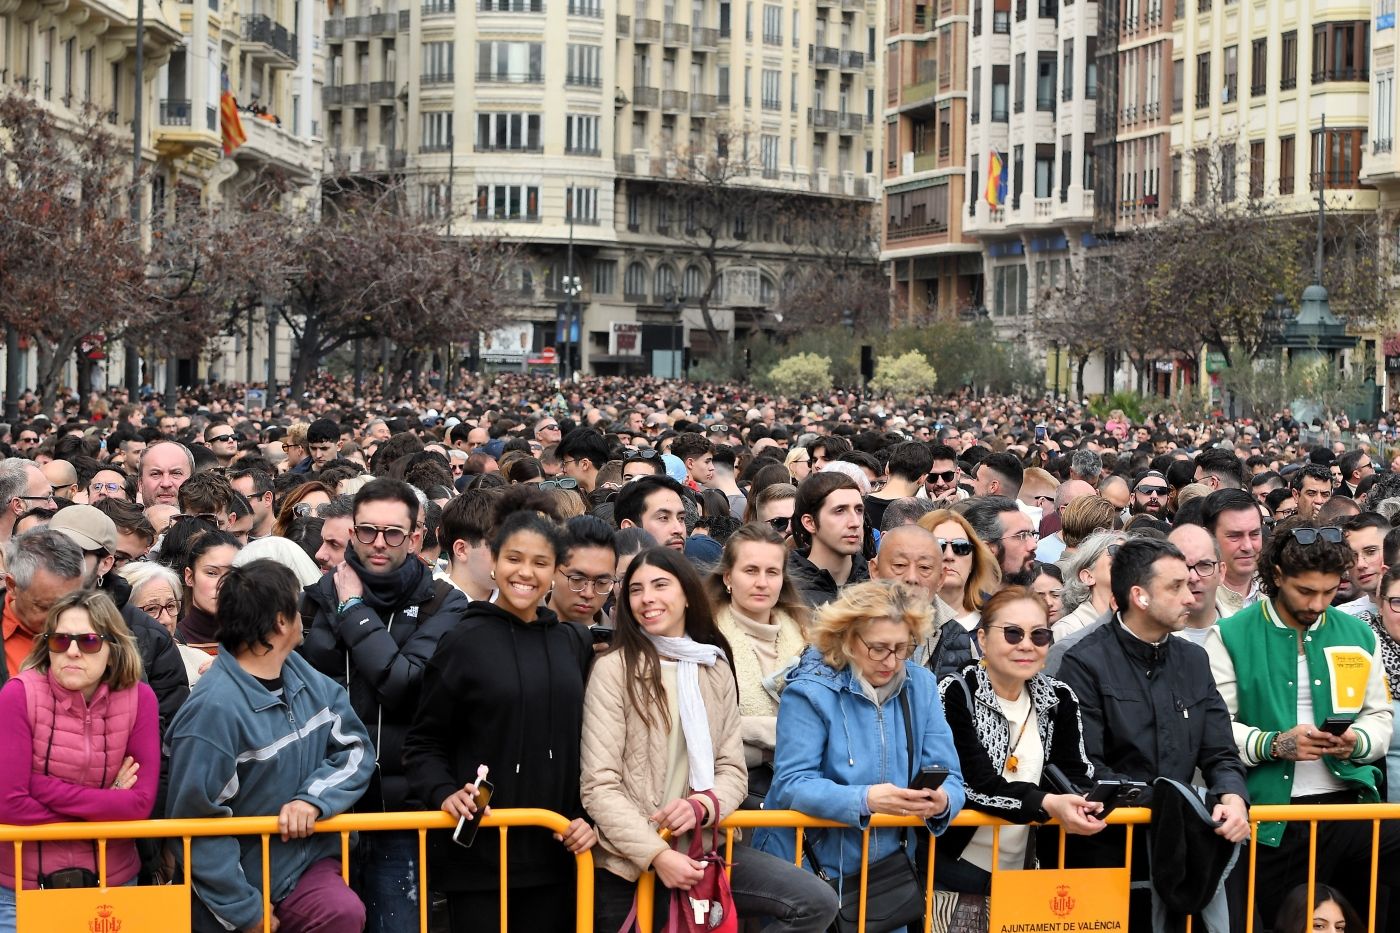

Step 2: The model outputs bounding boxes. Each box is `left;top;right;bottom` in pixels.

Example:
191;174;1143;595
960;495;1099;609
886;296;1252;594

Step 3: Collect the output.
589;624;614;644
450;779;494;849
1085;780;1148;817
910;766;949;792
1319;716;1353;737
1035;423;1048;442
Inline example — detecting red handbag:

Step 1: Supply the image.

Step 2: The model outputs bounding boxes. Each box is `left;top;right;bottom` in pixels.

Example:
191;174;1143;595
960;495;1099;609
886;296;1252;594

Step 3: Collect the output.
620;790;739;933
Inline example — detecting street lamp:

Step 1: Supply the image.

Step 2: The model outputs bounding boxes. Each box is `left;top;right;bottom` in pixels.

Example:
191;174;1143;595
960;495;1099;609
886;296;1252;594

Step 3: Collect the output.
562;271;582;381
663;288;681;380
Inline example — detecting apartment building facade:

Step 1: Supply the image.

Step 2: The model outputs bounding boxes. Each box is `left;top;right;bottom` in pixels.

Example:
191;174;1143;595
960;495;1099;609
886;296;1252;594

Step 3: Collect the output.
324;0;885;375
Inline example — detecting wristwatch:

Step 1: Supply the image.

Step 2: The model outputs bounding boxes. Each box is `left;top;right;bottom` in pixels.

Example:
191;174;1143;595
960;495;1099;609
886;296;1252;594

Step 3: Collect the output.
337;595;364;615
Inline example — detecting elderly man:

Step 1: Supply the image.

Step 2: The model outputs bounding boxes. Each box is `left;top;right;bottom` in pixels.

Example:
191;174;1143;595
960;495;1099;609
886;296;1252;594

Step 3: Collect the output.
139;440;193;507
42;459;80;501
0;458;54;563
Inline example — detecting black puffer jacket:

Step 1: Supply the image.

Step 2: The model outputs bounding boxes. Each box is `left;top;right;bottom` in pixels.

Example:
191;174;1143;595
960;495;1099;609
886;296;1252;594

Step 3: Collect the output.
300;560;469;811
786;549;870;608
927;618;976;681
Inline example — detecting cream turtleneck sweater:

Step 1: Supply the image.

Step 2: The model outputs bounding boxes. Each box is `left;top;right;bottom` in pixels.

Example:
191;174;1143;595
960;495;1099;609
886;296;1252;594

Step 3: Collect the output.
715;603;807;766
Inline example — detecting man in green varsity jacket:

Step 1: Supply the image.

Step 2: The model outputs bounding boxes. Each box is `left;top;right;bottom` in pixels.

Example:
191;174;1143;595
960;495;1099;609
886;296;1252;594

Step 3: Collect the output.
1205;518;1396;932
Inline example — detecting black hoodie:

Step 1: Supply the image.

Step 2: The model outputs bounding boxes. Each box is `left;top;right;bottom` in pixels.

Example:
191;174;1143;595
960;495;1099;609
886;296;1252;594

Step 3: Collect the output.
402;600;592;892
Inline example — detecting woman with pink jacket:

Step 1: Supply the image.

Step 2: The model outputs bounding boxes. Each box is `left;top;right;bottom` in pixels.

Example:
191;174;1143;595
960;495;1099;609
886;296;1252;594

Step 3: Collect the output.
0;589;160;930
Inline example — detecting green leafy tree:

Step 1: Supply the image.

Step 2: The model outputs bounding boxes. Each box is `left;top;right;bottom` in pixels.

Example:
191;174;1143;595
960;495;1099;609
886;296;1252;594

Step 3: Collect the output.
869;351;938;398
765;353;833;396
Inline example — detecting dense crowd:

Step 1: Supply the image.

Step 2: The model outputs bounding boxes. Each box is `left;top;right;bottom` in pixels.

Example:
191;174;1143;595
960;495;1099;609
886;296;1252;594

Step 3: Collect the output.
0;376;1397;933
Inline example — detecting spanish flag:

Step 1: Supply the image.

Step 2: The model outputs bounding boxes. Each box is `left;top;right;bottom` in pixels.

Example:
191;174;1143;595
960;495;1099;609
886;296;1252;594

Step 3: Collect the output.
986;150;1007;207
220;72;246;155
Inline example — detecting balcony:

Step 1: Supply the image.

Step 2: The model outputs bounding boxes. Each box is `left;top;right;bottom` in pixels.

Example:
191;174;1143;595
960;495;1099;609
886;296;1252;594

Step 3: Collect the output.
633;85;659;108
342;83;370;103
369;11;398;33
634;17;661;41
343;15;369;35
808;107;838;129
810;44;840;68
838;111;865;132
475;142;544;153
155;98;221;157
326;16;345;38
616;12;630;34
475;71;542;84
370;80;397;101
690;92;717;115
1312;67;1368;84
616;153;637;173
324;85;343;105
912;151;938;172
840;50;865;70
887;219;949;241
422;0;455;15
1032;197;1054;220
238;115;318;181
662;89;689;111
241;15;297;68
692;26;718;50
663;22;689;44
567;0;603;14
841;0;863;9
159;98;192;125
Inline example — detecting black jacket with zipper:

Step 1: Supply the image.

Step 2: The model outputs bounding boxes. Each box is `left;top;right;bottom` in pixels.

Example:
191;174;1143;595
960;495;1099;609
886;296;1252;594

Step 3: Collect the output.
402;601;592;892
786;548;870;608
299;565;469;811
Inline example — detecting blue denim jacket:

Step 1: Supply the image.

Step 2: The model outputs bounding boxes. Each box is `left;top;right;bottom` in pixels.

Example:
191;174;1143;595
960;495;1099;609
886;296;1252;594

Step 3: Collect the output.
753;647;965;882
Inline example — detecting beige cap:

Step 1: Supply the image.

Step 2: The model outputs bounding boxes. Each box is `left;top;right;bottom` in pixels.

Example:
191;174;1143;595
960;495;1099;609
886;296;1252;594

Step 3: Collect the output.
49;505;118;554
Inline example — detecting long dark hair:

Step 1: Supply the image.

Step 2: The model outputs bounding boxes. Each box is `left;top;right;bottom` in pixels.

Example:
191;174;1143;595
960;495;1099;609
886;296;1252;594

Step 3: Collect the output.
704;522;811;631
1273;884;1360;933
612;547;736;731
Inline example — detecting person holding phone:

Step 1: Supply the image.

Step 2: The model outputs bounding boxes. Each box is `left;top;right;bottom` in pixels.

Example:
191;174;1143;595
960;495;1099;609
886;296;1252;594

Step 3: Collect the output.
753;579;965;925
936;587;1103;895
581;547;838;933
403;488;596;933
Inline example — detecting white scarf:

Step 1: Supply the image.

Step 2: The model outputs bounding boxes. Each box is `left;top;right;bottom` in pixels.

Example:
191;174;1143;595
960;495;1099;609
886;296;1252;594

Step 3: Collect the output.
646;633;726;792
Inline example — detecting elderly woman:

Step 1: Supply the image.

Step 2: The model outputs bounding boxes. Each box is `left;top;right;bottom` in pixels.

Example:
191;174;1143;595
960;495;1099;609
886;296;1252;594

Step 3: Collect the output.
120;561;210;688
1054;529;1127;639
754;580;965;925
0;590;159;927
937;588;1103;895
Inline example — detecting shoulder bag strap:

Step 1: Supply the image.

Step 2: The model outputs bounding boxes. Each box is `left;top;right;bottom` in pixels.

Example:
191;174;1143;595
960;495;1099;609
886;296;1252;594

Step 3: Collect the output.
899;689;916;849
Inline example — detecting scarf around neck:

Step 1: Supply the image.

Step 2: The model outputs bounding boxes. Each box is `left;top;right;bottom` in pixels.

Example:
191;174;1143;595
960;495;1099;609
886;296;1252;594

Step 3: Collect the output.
646;632;726;793
346;546;428;612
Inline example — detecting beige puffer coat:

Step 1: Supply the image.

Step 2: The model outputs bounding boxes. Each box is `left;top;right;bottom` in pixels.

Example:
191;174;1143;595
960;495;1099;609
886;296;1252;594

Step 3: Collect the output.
580;649;748;881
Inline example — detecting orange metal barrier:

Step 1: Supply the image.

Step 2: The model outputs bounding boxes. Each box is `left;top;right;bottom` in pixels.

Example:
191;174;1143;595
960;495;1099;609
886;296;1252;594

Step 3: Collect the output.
0;809;593;933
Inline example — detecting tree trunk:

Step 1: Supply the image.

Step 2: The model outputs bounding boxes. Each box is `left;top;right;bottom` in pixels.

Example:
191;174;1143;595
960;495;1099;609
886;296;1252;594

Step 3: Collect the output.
75;348;93;417
35;341;77;416
288;315;322;398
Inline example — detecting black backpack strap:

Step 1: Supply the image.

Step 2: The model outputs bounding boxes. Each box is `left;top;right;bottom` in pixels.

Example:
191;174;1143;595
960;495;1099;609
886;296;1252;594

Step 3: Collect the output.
416;578;455;621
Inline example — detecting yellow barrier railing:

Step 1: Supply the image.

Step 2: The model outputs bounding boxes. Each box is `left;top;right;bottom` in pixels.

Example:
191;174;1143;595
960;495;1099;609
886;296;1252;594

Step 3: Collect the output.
4;803;1400;933
0;809;593;933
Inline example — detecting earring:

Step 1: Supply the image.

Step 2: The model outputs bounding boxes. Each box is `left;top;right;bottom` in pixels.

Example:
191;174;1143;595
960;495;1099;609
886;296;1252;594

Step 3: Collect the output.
978;658;987;669
726;586;731;595
490;571;496;580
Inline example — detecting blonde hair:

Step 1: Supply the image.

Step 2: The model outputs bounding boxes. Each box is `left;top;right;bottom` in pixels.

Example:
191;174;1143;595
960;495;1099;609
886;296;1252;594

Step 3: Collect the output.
1061;495;1120;548
808;580;934;670
916;508;1000;611
549;486;587;519
21;590;143;691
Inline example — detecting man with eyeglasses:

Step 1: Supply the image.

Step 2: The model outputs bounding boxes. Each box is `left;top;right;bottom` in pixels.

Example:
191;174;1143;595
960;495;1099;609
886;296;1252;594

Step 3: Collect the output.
1129;470;1171;519
546;517;618;628
1168;523;1224;646
12;429;39;454
302;478;468;933
533;414;563;446
1205;519;1397;931
921;444;964;504
203;424;240;467
1336;512;1390;625
0;457;54;571
963;496;1039;588
1059;538;1250;929
42;459;80;501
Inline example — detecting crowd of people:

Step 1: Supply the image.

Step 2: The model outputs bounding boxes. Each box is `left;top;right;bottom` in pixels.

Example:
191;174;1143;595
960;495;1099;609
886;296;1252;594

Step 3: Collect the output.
0;375;1396;933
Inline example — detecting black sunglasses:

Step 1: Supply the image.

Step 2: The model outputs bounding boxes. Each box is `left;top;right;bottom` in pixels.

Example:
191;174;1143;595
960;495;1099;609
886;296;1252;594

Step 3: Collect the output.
1136;485;1169;497
1290;526;1344;545
768;516;791;533
206;433;237;444
927;470;957;483
991;624;1054;647
936;537;975;556
626;450;661;461
353;524;409;547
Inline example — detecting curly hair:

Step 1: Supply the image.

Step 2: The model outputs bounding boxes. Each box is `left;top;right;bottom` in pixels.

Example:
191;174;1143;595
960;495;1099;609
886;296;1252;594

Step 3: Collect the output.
1258;517;1355;597
807;579;934;670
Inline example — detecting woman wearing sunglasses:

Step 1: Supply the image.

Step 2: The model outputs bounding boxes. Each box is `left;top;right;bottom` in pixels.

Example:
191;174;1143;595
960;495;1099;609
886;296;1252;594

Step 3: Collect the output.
917;509;999;678
706;523;811;809
0;590;158;928
935;587;1103;897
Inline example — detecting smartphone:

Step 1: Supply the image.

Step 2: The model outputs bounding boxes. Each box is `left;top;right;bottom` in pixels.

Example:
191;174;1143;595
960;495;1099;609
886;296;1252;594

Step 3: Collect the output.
589;624;614;644
1035;423;1047;442
910;766;949;793
450;779;494;849
1085;780;1148;817
1319;716;1353;737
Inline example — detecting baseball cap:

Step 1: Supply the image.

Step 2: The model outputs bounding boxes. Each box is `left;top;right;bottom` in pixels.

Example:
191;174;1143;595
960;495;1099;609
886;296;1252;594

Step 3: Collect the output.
49;505;118;554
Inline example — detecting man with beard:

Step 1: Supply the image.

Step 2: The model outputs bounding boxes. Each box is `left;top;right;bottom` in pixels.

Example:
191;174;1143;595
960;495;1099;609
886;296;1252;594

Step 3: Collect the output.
1206;519;1396;932
614;475;688;552
1129;470;1171;520
1203;488;1264;619
963;495;1038;587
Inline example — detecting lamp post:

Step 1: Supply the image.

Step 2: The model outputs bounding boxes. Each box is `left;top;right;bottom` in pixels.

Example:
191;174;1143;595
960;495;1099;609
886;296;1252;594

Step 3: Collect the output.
266;304;279;398
663;288;680;380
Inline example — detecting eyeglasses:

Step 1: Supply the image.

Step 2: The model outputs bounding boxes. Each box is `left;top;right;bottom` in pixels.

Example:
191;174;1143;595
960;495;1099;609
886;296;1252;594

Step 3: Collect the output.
170;512;226;529
1031;494;1055;505
1386;597;1400;614
139;601;180;620
857;635;916;662
14;493;56;504
707;424;730;434
1136;486;1169;497
998;530;1040;543
565;573;617;595
206;433;236;444
1290;526;1344;546
293;502;316;518
1273;507;1298;519
537;423;559;431
540;478;580;491
1186;559;1219;578
89;482;125;494
935;537;975;556
46;632;109;654
768;516;791;533
353;524;409;547
626;449;661;461
927;471;957;483
990;624;1054;647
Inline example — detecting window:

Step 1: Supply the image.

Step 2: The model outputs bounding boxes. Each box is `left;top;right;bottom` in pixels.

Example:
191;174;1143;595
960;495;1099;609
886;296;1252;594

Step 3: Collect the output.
624;262;648;298
885;180;950;238
993;0;1010;31
973;0;982;34
1220;143;1236;201
421;110;453;151
1250;38;1267;96
1014;53;1025;112
1086;36;1098;98
1036;52;1056;109
475;184;540;220
1281;30;1297;89
792;10;800;47
421;182;451;219
566;114;600;153
1060;134;1071;199
84;47;94;103
718;65;730;104
1377;69;1396;152
762;4;782;43
991;64;1009;120
1222;45;1236;103
1034;143;1054;197
654;264;678;297
971;65;981;122
1195;52;1210;107
1171;58;1184;113
568;0;602;13
566;44;601;86
991;264;1028;316
1170;153;1181;207
1249;140;1265;197
1312;21;1369;83
475;112;541;150
1310;127;1365;188
1011;144;1023;207
566;186;598;223
682;266;705;300
422;41;454;82
626;191;642;230
937;102;951;157
1062;39;1074;101
1279;134;1295;194
1194;148;1209;203
477;41;543;82
760;133;779;173
479;0;543;9
761;69;781;110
